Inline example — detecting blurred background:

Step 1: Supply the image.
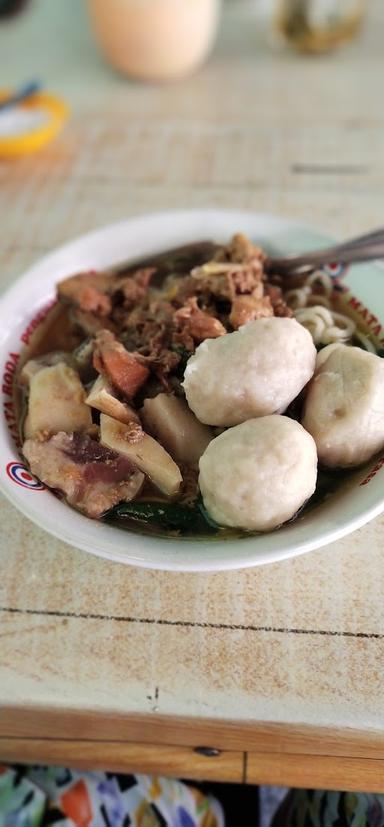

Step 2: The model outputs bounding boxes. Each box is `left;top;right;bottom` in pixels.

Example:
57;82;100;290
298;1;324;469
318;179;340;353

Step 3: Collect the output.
0;0;381;290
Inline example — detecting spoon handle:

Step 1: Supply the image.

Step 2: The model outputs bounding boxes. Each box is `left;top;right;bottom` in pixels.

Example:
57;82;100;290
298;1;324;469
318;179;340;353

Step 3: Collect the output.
266;228;384;274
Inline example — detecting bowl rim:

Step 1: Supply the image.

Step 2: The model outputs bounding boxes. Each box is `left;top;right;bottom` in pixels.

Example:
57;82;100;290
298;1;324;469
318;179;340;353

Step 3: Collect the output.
1;207;384;571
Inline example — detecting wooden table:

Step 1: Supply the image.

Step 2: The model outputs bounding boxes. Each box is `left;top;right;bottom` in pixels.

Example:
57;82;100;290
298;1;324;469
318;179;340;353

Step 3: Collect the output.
1;0;384;793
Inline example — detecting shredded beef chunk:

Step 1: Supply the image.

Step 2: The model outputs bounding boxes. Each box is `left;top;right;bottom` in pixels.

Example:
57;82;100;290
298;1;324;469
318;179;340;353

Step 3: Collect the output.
214;232;265;265
264;284;293;317
71;308;117;338
230;262;264;294
112;267;156;310
77;285;112;316
188;264;234;302
173;297;226;346
229;294;273;329
58;271;112;315
23;432;144;518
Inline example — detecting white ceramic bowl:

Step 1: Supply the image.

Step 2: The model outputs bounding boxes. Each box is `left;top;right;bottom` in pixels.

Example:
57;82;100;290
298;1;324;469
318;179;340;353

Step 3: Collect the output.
1;210;384;571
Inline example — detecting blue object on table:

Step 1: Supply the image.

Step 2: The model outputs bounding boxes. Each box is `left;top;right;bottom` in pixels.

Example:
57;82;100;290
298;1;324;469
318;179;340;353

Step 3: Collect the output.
0;80;42;112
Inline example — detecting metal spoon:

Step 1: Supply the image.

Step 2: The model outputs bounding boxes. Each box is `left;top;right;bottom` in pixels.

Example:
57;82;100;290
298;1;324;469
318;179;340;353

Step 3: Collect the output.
265;226;384;275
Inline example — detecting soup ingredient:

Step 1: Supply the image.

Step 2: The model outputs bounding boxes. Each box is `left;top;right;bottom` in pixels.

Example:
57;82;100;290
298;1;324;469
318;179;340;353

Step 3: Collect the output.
105;500;216;533
284;270;359;347
20;351;76;385
72;339;96;380
173;296;226;343
141;393;213;463
23;432;144;519
188;237;292;331
302;343;384;467
199;415;317;531
23;362;92;439
183;317;316;427
100;413;182;497
294;305;356;346
58;270;112;315
94;330;150;399
229;293;273;329
86;375;140;425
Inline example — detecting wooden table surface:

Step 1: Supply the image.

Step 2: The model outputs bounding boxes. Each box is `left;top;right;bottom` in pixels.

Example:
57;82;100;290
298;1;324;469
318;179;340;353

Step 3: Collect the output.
2;0;384;792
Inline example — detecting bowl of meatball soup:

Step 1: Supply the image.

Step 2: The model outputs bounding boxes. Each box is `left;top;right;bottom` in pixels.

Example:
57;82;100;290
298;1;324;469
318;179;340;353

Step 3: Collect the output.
1;210;384;571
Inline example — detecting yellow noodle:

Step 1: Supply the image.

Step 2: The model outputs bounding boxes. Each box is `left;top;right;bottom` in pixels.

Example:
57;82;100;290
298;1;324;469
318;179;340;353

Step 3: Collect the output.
285;266;359;347
294;305;356;346
293;308;327;344
306;294;332;309
354;329;377;353
284;287;310;309
306;270;334;297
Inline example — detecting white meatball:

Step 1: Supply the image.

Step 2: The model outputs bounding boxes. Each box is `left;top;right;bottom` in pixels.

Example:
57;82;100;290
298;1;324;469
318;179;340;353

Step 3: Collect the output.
183;317;316;426
199;415;317;531
302;343;384;468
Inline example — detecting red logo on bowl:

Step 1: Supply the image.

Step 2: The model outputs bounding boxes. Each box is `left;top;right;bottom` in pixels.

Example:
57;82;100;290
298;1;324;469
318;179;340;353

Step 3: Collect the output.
359;455;384;487
6;461;45;490
322;262;348;279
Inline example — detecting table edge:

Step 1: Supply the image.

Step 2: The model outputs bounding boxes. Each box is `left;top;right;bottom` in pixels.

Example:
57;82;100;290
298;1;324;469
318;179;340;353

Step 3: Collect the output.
2;706;384;759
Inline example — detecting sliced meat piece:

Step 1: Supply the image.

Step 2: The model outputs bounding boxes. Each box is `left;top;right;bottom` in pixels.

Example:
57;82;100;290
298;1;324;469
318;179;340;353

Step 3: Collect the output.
230;264;264;295
86;375;141;426
100;413;182;497
229;294;273;329
151;349;181;381
209;234;266;300
264;284;283;305
58;271;112;316
264;284;294;318
113;267;156;309
191;256;264;301
77;285;111;316
94;330;150;399
118;300;177;369
190;264;234;302
24;362;93;439
217;233;266;265
23;432;144;519
173;297;226;344
119;310;181;388
171;328;195;354
141;393;213;464
71;308;116;338
272;301;294;318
